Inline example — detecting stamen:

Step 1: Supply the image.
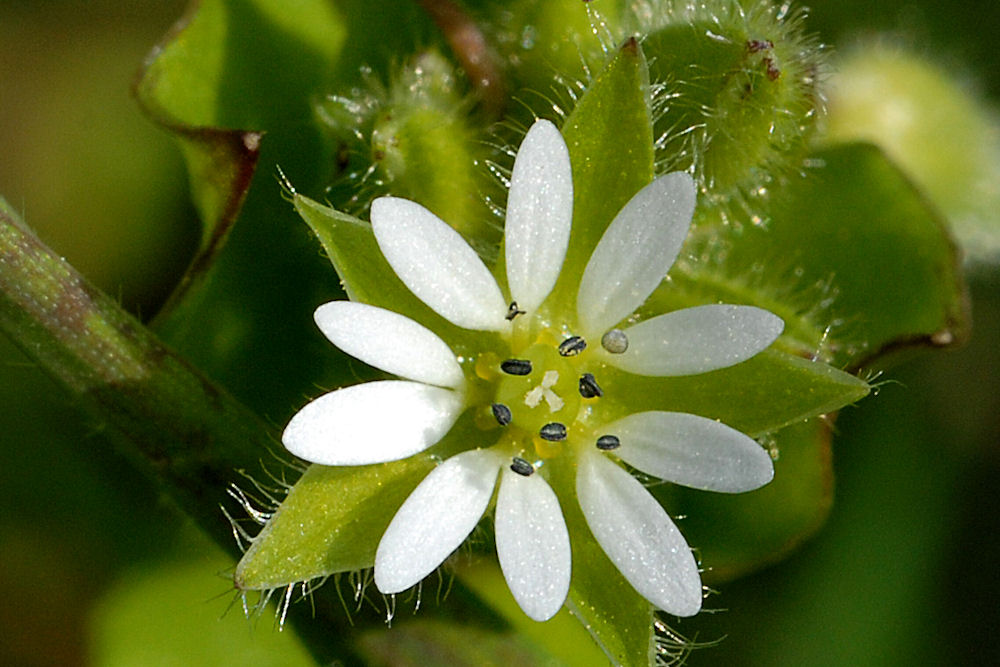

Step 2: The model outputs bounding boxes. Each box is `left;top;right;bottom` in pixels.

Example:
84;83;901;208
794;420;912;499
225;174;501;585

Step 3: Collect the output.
579;373;603;398
539;422;567;441
596;434;621;450
558;335;587;356
510;456;535;476
501;358;533;375
491;403;512;426
506;301;526;321
601;329;629;354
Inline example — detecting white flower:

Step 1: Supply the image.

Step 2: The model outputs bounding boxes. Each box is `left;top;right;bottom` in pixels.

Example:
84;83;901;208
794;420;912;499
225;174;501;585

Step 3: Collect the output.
283;120;783;621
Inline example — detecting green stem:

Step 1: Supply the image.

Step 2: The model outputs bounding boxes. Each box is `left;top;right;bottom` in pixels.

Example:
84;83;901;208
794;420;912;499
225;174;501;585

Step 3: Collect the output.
0;197;277;527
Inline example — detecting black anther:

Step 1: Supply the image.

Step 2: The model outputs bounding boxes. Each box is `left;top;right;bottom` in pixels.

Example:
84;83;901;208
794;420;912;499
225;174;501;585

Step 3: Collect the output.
500;358;533;375
491;403;512;426
596;434;621;450
506;301;526;321
558;335;587;357
510;456;535;476
539;422;568;441
579;373;603;398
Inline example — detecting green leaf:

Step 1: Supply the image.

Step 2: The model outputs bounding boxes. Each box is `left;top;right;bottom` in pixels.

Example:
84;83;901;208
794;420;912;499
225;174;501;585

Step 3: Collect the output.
235;456;433;590
825;44;1000;265
597;349;870;438
135;0;346;320
655;418;835;584
137;0;436;418
135;0;345;130
551;37;654;314
92;543;316;667
684;143;969;369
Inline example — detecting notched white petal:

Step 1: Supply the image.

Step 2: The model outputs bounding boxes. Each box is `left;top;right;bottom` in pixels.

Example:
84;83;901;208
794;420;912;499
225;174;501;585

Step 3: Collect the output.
374;450;503;594
608;305;784;376
282;381;463;466
577;452;702;617
505;119;573;314
577;172;696;339
371;197;508;331
314;301;464;388
607;411;775;493
495;467;571;621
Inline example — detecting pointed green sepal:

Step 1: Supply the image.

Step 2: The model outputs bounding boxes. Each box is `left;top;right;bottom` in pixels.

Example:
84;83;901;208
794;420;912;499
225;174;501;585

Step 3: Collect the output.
235;456;434;590
551;37;655;314
598;349;870;438
294;193;493;355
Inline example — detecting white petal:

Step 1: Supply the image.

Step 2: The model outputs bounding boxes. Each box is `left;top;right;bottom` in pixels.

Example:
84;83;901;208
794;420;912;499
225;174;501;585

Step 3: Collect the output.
576;172;696;339
607;305;784;376
314;301;464;388
495;467;571;621
577;452;702;617
375;449;502;594
371;197;508;331
504;119;573;314
282;381;463;466
605;411;774;493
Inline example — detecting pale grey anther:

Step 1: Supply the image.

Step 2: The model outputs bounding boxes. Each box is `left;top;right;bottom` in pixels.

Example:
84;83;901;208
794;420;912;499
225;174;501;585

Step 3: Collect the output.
601;328;629;354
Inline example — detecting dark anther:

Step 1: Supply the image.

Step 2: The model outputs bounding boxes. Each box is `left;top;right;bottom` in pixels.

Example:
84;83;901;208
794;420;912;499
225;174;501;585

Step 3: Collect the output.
558;335;587;357
578;373;603;398
491;403;512;426
500;358;532;375
596;435;621;451
506;301;526;321
510;456;535;476
601;329;629;354
539;422;568;441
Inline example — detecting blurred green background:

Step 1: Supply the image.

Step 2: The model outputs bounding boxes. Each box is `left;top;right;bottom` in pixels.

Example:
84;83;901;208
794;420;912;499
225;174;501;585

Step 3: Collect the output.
1;1;997;665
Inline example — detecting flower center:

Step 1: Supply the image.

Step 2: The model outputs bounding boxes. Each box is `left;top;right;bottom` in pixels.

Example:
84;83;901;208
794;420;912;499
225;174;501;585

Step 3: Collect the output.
494;342;581;438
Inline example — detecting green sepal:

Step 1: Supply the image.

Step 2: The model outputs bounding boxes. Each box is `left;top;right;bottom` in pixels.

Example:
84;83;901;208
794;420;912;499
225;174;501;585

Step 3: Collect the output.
596;349;870;438
655;418;834;584
234;409;488;590
294;193;495;356
549;37;654;318
235;455;434;590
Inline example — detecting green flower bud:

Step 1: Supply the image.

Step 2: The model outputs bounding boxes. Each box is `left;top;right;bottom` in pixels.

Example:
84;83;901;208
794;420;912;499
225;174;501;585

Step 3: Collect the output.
483;1;823;218
316;50;497;244
636;1;823;214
